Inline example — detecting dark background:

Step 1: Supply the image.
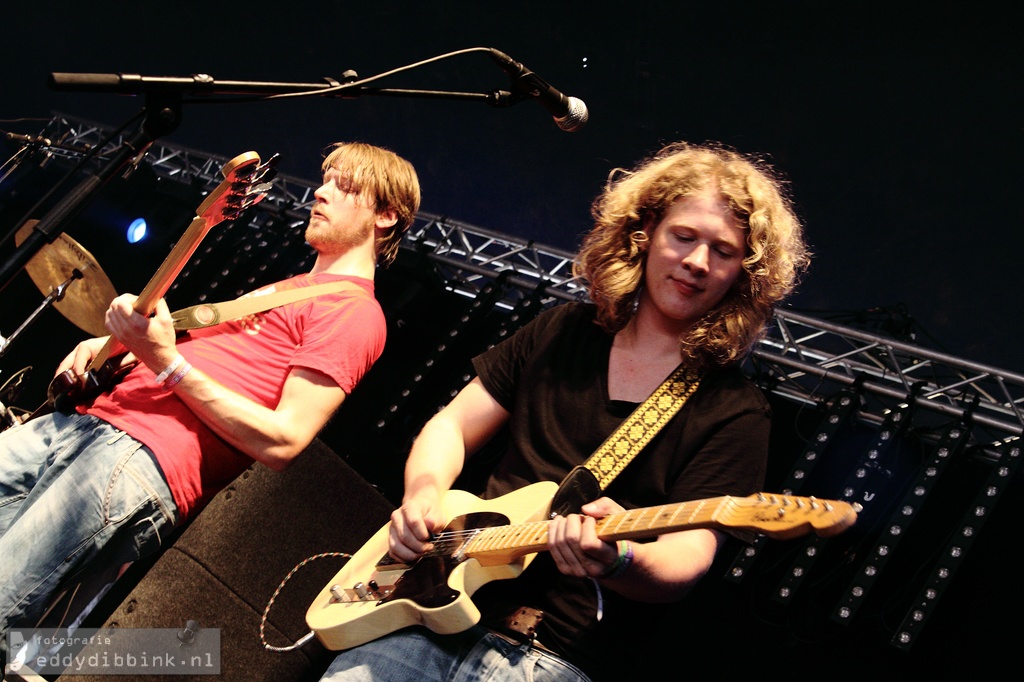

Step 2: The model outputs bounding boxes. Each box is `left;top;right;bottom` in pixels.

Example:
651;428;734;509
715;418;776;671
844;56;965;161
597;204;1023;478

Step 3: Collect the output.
1;0;1021;373
1;1;1022;679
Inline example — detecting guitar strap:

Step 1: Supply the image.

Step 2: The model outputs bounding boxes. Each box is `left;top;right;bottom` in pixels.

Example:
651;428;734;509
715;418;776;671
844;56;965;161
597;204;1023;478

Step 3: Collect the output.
170;280;364;330
550;363;702;516
175;282;700;506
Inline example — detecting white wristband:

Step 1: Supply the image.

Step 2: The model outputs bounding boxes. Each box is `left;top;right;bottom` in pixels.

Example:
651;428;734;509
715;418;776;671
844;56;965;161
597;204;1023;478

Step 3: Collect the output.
166;362;193;387
154;355;185;384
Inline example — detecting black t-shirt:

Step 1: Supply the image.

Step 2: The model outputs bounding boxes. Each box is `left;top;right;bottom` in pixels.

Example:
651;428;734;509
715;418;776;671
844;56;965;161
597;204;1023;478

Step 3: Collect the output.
469;302;770;680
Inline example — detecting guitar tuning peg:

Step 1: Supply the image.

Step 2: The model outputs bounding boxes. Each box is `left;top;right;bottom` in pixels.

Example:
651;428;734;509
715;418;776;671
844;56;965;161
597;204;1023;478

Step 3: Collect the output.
254;153;281;180
254;164;278;182
246;193;269;209
247;181;274;196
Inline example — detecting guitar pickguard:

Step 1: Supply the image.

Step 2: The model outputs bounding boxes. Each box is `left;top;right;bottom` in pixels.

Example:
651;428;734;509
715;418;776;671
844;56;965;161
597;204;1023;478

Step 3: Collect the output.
382;511;512;609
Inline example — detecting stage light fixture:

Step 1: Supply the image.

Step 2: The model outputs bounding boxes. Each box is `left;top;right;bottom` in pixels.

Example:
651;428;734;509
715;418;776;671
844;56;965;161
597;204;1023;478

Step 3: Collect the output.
725;387;862;583
831;417;972;625
127;218;147;244
772;398;915;606
891;440;1021;650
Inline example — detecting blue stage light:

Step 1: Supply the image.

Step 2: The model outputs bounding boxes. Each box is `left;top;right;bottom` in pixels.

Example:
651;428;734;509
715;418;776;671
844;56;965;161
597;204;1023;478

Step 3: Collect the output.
127;218;147;243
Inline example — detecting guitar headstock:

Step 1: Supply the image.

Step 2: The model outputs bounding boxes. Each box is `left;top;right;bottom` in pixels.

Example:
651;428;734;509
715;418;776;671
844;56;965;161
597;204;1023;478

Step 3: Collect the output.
195;151;279;228
724;493;861;540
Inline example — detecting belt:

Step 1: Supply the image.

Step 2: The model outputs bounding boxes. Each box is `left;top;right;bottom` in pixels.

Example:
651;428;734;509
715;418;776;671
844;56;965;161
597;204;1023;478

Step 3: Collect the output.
481;606;546;646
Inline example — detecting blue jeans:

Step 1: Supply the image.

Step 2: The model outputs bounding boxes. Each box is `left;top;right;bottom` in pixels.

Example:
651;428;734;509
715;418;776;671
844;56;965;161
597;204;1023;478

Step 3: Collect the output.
319;626;591;682
0;411;179;651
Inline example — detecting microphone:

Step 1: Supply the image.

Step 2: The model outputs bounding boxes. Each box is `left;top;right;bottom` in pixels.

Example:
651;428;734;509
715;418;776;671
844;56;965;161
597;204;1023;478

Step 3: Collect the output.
488;49;588;132
5;132;93;155
6;133;51;146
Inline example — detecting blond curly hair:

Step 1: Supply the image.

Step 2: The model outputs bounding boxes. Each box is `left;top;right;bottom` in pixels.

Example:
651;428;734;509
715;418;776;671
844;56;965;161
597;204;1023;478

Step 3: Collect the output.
573;141;810;369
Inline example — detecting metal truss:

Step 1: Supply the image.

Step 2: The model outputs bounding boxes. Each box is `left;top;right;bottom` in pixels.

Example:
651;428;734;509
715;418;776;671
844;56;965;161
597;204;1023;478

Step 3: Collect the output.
31;113;587;306
28;113;1024;453
753;309;1024;456
401;213;586;306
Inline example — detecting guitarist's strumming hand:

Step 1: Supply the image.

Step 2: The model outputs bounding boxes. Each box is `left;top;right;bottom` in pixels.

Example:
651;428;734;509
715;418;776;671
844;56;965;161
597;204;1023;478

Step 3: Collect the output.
387;492;449;564
101;294;180;379
55;336;129;379
548;497;625;580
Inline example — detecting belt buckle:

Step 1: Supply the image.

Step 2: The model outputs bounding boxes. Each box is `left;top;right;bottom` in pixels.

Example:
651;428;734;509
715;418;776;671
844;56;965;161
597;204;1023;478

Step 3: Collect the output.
495;606;543;644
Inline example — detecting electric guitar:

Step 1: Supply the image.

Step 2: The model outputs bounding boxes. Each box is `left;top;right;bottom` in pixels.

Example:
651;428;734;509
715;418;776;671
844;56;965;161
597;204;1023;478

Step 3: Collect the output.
305;481;860;651
39;150;278;415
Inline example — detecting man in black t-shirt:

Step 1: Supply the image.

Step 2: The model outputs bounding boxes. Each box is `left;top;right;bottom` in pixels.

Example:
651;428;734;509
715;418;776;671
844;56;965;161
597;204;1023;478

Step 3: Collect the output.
319;141;811;682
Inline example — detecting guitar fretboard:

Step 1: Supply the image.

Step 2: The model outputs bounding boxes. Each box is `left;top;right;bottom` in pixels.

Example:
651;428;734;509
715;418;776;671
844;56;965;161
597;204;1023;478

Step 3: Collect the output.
463;496;730;558
457;493;849;563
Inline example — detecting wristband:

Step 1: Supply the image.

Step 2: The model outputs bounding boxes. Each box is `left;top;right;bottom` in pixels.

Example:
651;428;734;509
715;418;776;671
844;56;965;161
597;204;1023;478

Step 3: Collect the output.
165;362;193;387
154;355;185;384
599;540;634;579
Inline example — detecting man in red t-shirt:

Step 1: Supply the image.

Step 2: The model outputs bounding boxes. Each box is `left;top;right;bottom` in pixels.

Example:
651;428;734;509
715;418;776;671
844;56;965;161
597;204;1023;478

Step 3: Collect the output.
0;142;421;653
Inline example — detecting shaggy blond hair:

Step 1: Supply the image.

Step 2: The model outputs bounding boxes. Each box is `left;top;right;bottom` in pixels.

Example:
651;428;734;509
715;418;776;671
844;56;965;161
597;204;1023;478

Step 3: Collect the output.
574;141;810;369
322;142;421;267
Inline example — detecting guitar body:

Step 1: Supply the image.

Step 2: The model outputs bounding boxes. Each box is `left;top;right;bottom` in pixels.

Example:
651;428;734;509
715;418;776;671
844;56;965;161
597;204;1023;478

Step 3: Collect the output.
306;481;558;651
46;359;131;413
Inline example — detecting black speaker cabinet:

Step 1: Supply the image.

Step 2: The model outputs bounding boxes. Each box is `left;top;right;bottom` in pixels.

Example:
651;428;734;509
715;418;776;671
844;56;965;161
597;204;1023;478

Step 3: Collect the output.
48;439;394;682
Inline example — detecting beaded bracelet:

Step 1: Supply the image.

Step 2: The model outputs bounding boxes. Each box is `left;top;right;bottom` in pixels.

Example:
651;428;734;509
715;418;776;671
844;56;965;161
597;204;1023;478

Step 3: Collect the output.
599;540;634;579
165;361;193;387
154;355;185;384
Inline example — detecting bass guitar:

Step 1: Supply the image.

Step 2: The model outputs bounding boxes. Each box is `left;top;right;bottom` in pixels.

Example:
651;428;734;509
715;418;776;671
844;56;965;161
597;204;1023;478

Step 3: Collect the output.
305;481;860;651
37;151;277;415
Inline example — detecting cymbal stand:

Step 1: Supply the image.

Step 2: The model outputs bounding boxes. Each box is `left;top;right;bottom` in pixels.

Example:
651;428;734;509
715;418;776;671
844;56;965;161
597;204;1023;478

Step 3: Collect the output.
0;365;32;430
0;268;82;358
0;95;182;295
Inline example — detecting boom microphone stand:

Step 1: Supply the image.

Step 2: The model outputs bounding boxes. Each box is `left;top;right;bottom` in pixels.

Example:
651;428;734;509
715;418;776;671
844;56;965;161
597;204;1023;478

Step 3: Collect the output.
0;71;514;296
0;47;583;295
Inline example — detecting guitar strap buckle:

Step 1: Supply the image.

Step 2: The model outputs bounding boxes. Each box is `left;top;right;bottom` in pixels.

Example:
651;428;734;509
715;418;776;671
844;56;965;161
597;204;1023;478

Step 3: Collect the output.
482;605;545;644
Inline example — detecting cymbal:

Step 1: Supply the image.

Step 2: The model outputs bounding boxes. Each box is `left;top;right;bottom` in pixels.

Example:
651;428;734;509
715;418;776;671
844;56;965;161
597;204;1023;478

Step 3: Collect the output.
15;220;118;337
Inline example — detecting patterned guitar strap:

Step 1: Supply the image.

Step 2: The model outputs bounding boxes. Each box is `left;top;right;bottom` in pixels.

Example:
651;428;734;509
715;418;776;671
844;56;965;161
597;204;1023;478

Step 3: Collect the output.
548;363;702;517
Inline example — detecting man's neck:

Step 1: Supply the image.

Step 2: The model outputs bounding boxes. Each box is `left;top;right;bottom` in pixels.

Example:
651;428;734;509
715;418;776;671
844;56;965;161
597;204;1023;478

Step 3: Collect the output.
608;305;688;402
310;248;377;280
623;301;690;358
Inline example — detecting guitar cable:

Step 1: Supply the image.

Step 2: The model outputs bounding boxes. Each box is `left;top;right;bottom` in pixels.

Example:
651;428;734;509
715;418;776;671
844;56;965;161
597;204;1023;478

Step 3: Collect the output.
259;551;352;652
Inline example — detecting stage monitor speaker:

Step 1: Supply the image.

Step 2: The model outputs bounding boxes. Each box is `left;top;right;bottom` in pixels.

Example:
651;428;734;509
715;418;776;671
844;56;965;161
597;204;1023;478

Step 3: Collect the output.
47;438;394;682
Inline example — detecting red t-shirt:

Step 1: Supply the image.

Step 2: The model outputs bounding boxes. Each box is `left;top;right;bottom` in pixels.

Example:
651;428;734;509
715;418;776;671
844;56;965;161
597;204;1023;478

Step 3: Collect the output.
82;273;386;519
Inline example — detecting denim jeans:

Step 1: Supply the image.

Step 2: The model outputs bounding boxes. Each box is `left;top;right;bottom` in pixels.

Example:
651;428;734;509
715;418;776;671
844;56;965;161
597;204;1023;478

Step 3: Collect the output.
0;411;179;652
319;626;591;682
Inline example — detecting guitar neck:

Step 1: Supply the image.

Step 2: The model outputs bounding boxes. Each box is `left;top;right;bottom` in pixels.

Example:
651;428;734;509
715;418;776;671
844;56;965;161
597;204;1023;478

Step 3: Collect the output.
462;493;857;566
134;215;209;313
465;496;733;564
86;215;209;372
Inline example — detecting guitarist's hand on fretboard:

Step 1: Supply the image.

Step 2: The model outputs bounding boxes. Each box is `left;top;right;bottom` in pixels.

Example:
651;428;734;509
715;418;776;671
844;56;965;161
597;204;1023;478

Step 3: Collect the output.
548;497;625;580
100;295;180;379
